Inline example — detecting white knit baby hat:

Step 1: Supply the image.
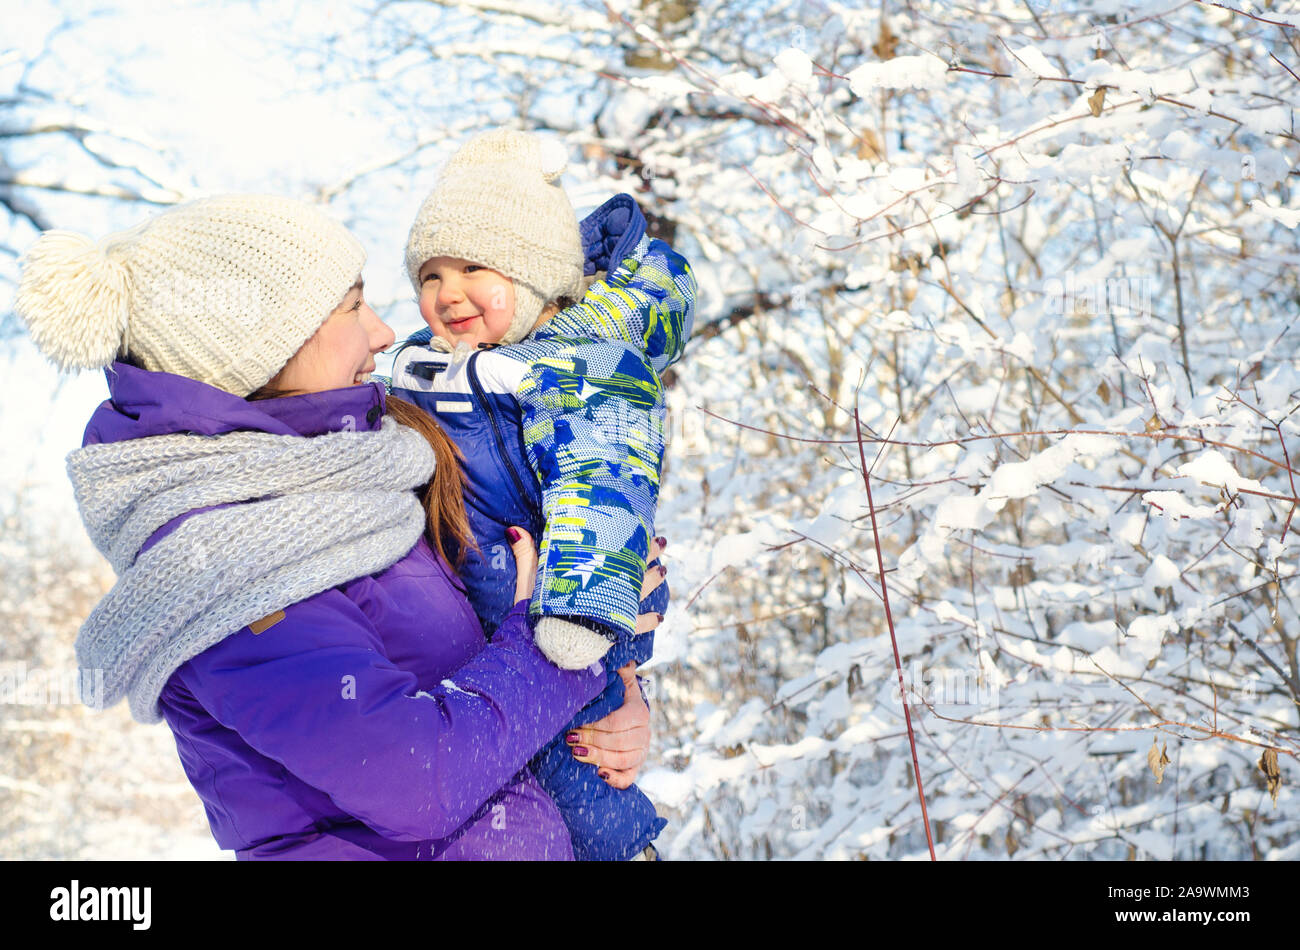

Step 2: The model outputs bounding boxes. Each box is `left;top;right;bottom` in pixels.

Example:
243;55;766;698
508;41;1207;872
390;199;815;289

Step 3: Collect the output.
15;194;366;397
404;129;585;345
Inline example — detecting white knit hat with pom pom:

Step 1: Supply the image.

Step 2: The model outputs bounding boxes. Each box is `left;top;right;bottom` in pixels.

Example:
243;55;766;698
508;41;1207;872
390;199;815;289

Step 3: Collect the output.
404;129;584;346
15;194;365;397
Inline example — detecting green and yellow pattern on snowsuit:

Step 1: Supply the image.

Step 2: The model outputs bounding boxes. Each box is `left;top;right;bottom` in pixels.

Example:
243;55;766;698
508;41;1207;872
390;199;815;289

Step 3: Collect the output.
504;235;695;640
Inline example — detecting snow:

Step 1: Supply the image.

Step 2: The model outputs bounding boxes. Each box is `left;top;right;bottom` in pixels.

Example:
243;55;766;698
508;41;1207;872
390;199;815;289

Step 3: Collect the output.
1248;199;1300;229
847;53;949;94
773;48;814;91
1007;44;1063;82
6;0;1298;863
1125;614;1177;664
1141;491;1218;521
1177;450;1266;494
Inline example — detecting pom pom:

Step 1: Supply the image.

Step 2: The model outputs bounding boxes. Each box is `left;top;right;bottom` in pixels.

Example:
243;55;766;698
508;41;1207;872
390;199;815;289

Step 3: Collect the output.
537;137;569;183
15;230;131;371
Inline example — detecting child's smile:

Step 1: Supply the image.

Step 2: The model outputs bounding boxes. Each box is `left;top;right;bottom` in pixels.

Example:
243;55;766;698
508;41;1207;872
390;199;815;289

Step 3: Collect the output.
418;256;517;349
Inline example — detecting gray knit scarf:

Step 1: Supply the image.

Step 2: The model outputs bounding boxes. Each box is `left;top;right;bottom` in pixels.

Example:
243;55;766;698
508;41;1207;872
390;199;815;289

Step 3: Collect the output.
66;417;434;724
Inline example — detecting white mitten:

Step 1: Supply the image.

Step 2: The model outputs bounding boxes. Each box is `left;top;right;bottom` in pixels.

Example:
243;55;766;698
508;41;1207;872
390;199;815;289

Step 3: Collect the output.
534;617;613;670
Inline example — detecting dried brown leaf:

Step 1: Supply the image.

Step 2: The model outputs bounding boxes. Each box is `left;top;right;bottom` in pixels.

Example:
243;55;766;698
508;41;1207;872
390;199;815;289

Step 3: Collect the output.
1146;738;1171;784
856;127;884;161
1009;562;1036;588
873;18;898;61
847;664;864;696
1088;86;1106;117
1258;748;1281;806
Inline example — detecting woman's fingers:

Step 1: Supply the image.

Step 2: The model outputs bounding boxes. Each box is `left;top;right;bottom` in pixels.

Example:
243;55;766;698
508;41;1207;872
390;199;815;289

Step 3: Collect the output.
569;662;651;785
639;563;667;599
568;708;650;751
570;743;647;774
506;526;538;605
569;720;650;751
634;611;663;635
639;535;668;598
596;768;637;790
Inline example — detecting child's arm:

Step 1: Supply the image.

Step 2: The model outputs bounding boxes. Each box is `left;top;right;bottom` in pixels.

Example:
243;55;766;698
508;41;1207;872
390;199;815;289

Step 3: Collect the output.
506;217;696;669
535;196;696;374
513;337;666;667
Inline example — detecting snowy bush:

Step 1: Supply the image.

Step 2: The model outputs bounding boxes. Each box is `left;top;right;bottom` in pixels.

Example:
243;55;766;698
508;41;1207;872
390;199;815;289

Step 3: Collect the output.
4;0;1298;859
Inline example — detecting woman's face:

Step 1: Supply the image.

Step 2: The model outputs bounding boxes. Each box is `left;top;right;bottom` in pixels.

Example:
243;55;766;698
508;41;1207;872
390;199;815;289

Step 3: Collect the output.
269;279;395;394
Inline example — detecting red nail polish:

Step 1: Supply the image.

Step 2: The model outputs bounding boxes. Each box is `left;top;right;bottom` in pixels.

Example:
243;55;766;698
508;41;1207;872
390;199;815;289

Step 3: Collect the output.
599;771;610;780
573;746;589;756
565;732;579;744
655;536;667;550
506;527;521;543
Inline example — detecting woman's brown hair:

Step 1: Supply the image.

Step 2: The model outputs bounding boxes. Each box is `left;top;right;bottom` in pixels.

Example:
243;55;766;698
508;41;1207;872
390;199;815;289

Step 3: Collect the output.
247;385;477;571
385;393;478;570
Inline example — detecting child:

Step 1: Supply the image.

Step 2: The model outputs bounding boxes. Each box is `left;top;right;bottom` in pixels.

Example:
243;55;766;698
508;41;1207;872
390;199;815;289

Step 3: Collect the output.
389;129;696;860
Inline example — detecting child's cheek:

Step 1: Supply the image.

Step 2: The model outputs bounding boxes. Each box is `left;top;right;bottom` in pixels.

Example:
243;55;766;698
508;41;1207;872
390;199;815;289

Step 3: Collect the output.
488;285;511;316
418;289;438;328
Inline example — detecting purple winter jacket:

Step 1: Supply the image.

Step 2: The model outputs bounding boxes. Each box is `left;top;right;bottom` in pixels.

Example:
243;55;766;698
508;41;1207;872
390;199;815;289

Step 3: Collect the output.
84;361;605;859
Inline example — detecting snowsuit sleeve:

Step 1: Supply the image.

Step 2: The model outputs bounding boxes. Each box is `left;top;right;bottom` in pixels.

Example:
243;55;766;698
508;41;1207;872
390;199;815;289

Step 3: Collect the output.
512;235;697;641
539;234;696;375
170;596;604;842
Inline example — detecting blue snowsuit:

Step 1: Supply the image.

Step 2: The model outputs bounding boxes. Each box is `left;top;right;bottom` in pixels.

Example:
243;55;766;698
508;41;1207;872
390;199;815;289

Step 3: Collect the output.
389;195;695;860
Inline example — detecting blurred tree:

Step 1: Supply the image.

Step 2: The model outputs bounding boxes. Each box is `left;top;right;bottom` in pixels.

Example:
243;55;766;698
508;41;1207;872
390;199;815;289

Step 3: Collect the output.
0;11;185;338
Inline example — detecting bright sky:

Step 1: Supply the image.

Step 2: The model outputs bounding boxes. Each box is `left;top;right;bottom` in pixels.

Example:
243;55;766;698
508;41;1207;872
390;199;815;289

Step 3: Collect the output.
12;1;385;187
2;0;431;526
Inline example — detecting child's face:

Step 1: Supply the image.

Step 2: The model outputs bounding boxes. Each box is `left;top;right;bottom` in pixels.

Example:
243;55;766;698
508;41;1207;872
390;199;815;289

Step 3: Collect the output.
418;256;516;349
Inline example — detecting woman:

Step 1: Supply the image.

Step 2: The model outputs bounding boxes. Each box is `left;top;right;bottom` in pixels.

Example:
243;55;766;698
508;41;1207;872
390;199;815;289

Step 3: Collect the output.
15;194;659;859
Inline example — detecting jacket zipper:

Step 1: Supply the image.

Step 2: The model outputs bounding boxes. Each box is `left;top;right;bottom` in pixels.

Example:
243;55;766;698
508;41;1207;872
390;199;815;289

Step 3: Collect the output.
468;350;534;511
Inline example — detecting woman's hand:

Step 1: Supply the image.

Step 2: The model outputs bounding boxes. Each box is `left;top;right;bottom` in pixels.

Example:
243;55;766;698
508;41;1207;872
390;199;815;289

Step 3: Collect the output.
507;526;538;605
510;530;664;786
567;662;651;789
568;535;667;787
635;534;667;633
